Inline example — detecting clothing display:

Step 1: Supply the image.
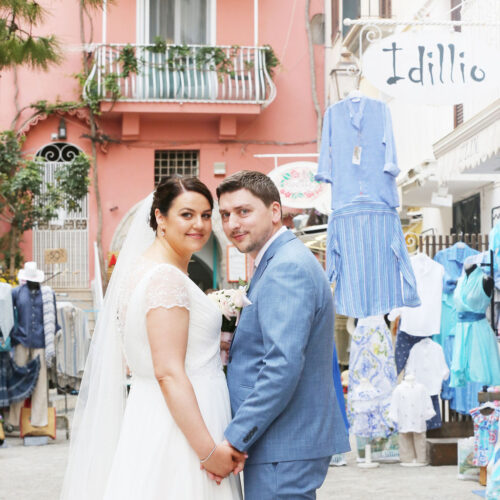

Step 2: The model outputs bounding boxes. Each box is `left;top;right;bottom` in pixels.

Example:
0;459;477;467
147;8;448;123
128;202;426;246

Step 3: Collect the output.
349;378;387;439
389;253;444;336
450;267;500;387
427;395;443;431
41;285;58;366
316;96;399;210
434;243;482;413
398;432;427;464
7;346;47;427
388;379;436;433
405;338;449;396
347;316;397;438
0;334;40;408
394;331;429;375
326;197;420;318
55;302;91;389
489;223;500;288
470;404;500;467
0;283;14;338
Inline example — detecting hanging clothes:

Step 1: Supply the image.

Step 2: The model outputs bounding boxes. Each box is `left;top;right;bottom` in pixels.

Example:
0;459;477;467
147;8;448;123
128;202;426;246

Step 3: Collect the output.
434;243;481;414
405;338;449;396
470;404;500;467
0;337;40;408
489;222;500;289
316;96;400;210
0;286;40;408
54;302;91;390
451;266;500;387
388;379;436;434
347;316;397;438
0;283;14;339
326;197;420;318
389;253;444;336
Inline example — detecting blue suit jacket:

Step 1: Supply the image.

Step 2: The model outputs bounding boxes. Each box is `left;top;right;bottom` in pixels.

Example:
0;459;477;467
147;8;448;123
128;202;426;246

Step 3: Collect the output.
225;230;350;464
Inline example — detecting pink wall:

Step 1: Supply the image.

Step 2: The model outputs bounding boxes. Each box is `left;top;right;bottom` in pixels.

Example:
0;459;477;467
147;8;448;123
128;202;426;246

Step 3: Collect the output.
0;0;327;285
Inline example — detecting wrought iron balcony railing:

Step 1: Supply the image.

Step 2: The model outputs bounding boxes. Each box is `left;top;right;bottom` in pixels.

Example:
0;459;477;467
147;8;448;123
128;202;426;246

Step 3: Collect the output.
83;43;277;107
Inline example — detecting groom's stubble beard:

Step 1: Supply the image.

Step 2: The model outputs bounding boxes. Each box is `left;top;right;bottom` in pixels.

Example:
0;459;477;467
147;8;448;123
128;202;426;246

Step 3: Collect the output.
231;225;274;255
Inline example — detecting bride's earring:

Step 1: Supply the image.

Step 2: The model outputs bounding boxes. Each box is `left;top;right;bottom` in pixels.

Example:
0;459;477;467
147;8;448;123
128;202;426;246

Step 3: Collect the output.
160;226;166;237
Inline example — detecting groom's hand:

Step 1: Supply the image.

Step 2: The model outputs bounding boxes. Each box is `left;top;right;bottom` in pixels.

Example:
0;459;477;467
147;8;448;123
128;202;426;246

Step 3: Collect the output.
221;439;247;475
201;441;247;483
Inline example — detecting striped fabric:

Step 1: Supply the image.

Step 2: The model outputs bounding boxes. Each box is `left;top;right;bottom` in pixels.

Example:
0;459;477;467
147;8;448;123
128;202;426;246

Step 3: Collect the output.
41;286;58;367
327;198;420;318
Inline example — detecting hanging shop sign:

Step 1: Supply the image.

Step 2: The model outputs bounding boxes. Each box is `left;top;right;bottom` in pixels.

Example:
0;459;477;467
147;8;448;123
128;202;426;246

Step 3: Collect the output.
267;161;330;211
362;31;499;105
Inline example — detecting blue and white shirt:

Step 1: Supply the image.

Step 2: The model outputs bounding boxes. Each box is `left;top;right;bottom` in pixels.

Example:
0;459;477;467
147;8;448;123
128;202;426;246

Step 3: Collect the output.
316;96;400;210
327;198;420;318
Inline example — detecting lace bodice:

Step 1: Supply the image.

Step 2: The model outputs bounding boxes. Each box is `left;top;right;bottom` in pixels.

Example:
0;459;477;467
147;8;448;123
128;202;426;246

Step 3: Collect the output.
118;257;223;380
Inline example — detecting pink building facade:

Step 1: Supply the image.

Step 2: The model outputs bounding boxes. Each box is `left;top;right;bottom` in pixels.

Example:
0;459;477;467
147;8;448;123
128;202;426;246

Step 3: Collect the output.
0;0;326;290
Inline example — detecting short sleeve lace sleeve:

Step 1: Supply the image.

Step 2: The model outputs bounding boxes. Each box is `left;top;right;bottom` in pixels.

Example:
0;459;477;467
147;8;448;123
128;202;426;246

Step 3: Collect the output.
145;264;190;313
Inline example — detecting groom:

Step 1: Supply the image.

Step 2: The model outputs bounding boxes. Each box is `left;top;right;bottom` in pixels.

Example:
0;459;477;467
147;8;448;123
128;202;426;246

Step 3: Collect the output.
216;171;350;499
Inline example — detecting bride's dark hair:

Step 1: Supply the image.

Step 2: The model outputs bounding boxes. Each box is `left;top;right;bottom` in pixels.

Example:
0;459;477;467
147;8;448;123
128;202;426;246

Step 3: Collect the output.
149;175;214;231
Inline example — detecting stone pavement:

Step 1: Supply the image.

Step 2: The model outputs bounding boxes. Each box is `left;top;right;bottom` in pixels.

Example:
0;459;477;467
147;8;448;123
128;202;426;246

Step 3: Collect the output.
0;430;484;500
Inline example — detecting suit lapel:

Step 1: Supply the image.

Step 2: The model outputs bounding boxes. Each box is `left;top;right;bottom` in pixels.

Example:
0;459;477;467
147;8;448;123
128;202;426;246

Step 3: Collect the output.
231;230;296;352
248;230;295;294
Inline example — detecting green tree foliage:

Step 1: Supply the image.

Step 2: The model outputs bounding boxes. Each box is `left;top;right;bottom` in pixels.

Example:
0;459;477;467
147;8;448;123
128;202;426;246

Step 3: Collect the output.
0;131;90;277
0;0;60;71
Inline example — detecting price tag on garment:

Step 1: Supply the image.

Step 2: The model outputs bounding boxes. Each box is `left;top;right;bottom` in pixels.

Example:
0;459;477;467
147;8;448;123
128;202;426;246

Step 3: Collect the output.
352;146;362;165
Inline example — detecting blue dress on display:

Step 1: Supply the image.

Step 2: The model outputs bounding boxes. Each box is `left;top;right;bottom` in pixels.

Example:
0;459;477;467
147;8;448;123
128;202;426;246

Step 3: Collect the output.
450;267;500;387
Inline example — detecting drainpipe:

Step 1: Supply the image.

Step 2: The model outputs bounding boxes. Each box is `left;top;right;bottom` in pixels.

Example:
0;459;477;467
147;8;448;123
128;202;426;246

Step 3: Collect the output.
102;0;107;45
254;0;259;46
324;0;332;106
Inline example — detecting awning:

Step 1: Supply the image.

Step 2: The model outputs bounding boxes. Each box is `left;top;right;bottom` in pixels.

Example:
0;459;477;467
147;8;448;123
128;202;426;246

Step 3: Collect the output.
433;99;500;183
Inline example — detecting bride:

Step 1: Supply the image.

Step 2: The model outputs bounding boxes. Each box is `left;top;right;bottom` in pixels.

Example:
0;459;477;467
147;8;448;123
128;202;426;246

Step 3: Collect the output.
60;176;244;499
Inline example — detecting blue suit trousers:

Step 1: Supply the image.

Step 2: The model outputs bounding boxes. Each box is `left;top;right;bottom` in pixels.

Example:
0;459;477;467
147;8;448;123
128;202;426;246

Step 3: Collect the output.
243;456;331;500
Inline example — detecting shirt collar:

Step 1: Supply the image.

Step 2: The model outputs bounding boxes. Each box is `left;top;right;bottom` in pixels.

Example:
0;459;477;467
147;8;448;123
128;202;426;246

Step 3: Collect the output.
254;226;287;268
346;96;367;130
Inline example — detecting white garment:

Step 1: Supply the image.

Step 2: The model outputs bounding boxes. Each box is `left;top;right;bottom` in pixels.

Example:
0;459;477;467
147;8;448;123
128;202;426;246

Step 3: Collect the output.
389;253;444;336
388;380;436;433
0;282;13;338
103;257;242;499
405;338;450;396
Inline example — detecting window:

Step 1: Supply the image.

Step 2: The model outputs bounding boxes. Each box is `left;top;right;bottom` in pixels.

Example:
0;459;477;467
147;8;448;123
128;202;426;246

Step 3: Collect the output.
154;150;199;185
379;0;391;18
452;194;480;235
149;0;210;44
454;104;464;128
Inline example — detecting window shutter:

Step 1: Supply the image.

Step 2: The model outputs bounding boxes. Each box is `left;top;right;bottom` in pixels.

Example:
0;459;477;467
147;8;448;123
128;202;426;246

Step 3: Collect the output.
454;104;464;128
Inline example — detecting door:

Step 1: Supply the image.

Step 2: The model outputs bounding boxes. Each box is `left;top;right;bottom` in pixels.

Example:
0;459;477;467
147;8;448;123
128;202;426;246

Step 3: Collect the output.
32;143;89;289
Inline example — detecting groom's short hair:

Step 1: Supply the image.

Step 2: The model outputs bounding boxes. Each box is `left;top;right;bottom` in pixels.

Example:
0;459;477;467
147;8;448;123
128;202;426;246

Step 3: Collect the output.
216;170;281;207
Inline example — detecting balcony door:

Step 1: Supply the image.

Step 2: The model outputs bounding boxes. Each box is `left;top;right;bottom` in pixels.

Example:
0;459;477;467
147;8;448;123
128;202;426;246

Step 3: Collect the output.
138;0;215;46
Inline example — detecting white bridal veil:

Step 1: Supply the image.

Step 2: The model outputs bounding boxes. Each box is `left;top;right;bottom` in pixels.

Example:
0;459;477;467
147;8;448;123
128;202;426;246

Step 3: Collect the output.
60;193;155;500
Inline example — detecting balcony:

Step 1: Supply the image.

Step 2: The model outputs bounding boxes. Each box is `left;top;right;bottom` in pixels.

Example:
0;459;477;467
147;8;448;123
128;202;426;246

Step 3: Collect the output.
84;43;277;108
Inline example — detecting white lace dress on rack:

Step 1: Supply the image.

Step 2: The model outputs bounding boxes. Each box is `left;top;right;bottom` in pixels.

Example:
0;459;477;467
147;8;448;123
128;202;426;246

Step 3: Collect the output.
103;257;242;499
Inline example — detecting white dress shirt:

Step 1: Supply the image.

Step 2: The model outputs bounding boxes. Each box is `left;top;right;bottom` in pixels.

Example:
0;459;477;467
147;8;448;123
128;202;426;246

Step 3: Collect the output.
388;380;436;433
405;338;450;396
254;226;288;268
388;253;445;336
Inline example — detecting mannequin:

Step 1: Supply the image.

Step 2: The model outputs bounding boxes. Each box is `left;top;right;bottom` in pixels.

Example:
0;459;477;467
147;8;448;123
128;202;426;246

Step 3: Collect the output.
389;374;436;467
465;263;493;297
7;262;58;431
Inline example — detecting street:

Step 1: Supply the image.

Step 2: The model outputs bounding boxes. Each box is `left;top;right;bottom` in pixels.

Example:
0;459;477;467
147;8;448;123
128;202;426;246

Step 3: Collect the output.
0;433;482;500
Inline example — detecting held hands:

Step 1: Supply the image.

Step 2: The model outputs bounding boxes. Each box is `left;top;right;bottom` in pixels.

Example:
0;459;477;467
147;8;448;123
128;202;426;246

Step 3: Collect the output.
200;440;247;485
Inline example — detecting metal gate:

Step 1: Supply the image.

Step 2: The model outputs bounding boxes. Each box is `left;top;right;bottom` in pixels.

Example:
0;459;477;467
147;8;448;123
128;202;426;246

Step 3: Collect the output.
32;143;89;288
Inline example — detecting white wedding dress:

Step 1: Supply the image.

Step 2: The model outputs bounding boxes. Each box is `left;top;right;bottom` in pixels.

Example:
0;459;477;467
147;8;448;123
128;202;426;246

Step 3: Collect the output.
103;257;242;499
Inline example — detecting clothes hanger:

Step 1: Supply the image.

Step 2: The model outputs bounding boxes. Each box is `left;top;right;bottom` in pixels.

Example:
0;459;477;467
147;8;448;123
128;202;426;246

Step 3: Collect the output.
347;88;362;102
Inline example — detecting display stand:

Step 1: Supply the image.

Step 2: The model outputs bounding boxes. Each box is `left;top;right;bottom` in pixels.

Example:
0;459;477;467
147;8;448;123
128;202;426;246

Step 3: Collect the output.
358;444;380;469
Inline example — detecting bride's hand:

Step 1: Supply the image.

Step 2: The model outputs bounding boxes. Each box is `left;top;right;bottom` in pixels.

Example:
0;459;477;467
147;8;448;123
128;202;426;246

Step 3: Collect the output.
201;442;247;483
